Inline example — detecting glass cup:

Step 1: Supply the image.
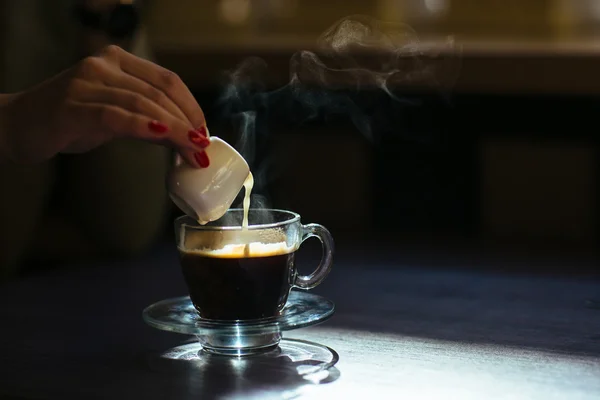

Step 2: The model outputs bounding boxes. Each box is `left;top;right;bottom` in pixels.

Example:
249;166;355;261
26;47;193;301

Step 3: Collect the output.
174;209;334;321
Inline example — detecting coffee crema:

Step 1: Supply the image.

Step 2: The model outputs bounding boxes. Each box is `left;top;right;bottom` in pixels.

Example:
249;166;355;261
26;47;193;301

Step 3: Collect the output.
185;242;295;258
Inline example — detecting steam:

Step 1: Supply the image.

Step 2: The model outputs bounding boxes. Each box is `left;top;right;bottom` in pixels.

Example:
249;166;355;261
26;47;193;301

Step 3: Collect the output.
217;15;461;210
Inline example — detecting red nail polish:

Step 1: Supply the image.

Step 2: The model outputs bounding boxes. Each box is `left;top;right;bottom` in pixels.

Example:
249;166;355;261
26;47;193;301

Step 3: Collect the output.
196;126;207;137
189;130;210;148
194;151;210;168
149;120;169;133
199;137;210;148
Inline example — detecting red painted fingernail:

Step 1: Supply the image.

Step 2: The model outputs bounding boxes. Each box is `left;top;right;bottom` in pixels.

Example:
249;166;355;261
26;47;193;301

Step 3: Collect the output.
194;151;210;168
198;136;210;148
188;130;210;148
196;126;207;137
149;120;169;133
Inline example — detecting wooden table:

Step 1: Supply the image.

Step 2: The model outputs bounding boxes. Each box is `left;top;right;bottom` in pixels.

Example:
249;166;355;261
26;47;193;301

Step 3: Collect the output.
0;243;599;399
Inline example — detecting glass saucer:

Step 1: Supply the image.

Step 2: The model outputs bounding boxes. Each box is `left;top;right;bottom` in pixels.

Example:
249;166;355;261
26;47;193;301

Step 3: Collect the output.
143;290;335;356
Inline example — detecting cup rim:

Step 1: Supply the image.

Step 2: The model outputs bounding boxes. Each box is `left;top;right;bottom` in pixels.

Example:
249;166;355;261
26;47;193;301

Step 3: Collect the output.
175;208;301;231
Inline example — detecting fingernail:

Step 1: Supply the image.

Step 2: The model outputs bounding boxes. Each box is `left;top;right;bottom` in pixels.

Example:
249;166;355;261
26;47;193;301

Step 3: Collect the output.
149;120;169;133
194;151;210;168
196;126;207;137
188;130;210;148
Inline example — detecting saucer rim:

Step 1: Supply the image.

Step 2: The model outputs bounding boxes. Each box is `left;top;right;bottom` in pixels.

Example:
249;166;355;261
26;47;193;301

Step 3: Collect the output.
142;289;335;336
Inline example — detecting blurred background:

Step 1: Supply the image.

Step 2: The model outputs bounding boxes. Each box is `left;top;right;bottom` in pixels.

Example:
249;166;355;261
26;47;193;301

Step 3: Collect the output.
0;0;598;276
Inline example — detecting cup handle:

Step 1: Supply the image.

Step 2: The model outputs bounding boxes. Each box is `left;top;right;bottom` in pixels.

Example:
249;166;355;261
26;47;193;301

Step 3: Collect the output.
293;224;334;290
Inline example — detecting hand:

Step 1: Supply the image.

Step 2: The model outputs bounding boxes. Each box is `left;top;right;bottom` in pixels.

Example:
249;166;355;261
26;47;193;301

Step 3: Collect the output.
2;45;210;167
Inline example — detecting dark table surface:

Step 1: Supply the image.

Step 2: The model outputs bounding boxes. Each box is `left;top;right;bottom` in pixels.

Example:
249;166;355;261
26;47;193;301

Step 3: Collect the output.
1;241;599;399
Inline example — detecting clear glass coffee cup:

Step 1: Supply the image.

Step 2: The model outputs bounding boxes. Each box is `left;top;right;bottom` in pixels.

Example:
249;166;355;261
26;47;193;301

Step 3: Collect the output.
174;208;334;321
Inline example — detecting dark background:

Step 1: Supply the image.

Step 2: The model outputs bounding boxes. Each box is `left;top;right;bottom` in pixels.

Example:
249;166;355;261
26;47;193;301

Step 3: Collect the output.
1;0;599;277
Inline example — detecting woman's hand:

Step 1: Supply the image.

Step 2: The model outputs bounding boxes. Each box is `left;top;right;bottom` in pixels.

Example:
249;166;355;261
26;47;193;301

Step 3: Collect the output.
2;45;210;167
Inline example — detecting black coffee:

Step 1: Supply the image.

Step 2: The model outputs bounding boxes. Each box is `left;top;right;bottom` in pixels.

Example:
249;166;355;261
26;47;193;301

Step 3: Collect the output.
179;245;295;320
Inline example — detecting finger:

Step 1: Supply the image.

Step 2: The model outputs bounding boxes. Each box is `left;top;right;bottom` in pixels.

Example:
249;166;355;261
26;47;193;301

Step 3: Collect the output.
73;53;190;125
75;102;207;167
100;62;191;125
108;47;206;129
73;81;210;153
76;80;183;129
180;149;210;169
